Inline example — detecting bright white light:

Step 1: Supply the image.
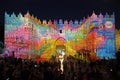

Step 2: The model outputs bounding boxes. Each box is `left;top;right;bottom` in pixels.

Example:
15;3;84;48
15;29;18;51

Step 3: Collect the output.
58;50;65;73
61;50;65;55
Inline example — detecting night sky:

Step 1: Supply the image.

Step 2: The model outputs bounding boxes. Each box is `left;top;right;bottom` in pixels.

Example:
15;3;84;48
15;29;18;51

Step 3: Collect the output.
0;0;120;42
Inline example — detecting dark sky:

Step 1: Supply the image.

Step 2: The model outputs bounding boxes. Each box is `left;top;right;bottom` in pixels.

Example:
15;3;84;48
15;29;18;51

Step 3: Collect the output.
0;0;120;42
0;0;120;19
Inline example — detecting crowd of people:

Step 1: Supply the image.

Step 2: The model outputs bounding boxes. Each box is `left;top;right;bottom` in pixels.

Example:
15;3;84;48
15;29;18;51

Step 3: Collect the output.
0;52;120;80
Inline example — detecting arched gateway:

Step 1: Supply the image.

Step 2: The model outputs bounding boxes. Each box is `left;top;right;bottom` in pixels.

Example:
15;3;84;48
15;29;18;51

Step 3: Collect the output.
55;37;66;55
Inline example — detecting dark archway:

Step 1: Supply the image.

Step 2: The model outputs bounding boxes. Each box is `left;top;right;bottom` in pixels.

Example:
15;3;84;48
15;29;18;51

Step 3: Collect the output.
54;37;66;55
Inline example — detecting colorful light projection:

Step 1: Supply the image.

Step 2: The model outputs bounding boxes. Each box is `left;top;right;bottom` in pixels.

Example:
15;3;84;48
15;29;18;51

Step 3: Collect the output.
4;12;116;61
115;29;120;51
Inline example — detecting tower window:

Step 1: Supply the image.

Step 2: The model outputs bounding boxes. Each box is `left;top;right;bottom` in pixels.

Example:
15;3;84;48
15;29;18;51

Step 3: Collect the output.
60;30;62;33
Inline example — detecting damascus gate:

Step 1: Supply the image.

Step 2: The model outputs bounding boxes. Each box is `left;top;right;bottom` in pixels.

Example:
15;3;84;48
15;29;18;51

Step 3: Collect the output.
4;12;116;61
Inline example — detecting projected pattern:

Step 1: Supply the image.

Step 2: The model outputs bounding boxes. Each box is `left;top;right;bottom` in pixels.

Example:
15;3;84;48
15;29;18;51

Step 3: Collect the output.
4;12;116;60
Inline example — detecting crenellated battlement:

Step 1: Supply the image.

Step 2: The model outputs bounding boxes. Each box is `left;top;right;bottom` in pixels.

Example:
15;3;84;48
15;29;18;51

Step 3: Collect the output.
5;11;115;26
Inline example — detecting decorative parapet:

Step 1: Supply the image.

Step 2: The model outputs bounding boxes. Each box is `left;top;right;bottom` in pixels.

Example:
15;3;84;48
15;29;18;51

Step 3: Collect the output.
5;11;115;27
